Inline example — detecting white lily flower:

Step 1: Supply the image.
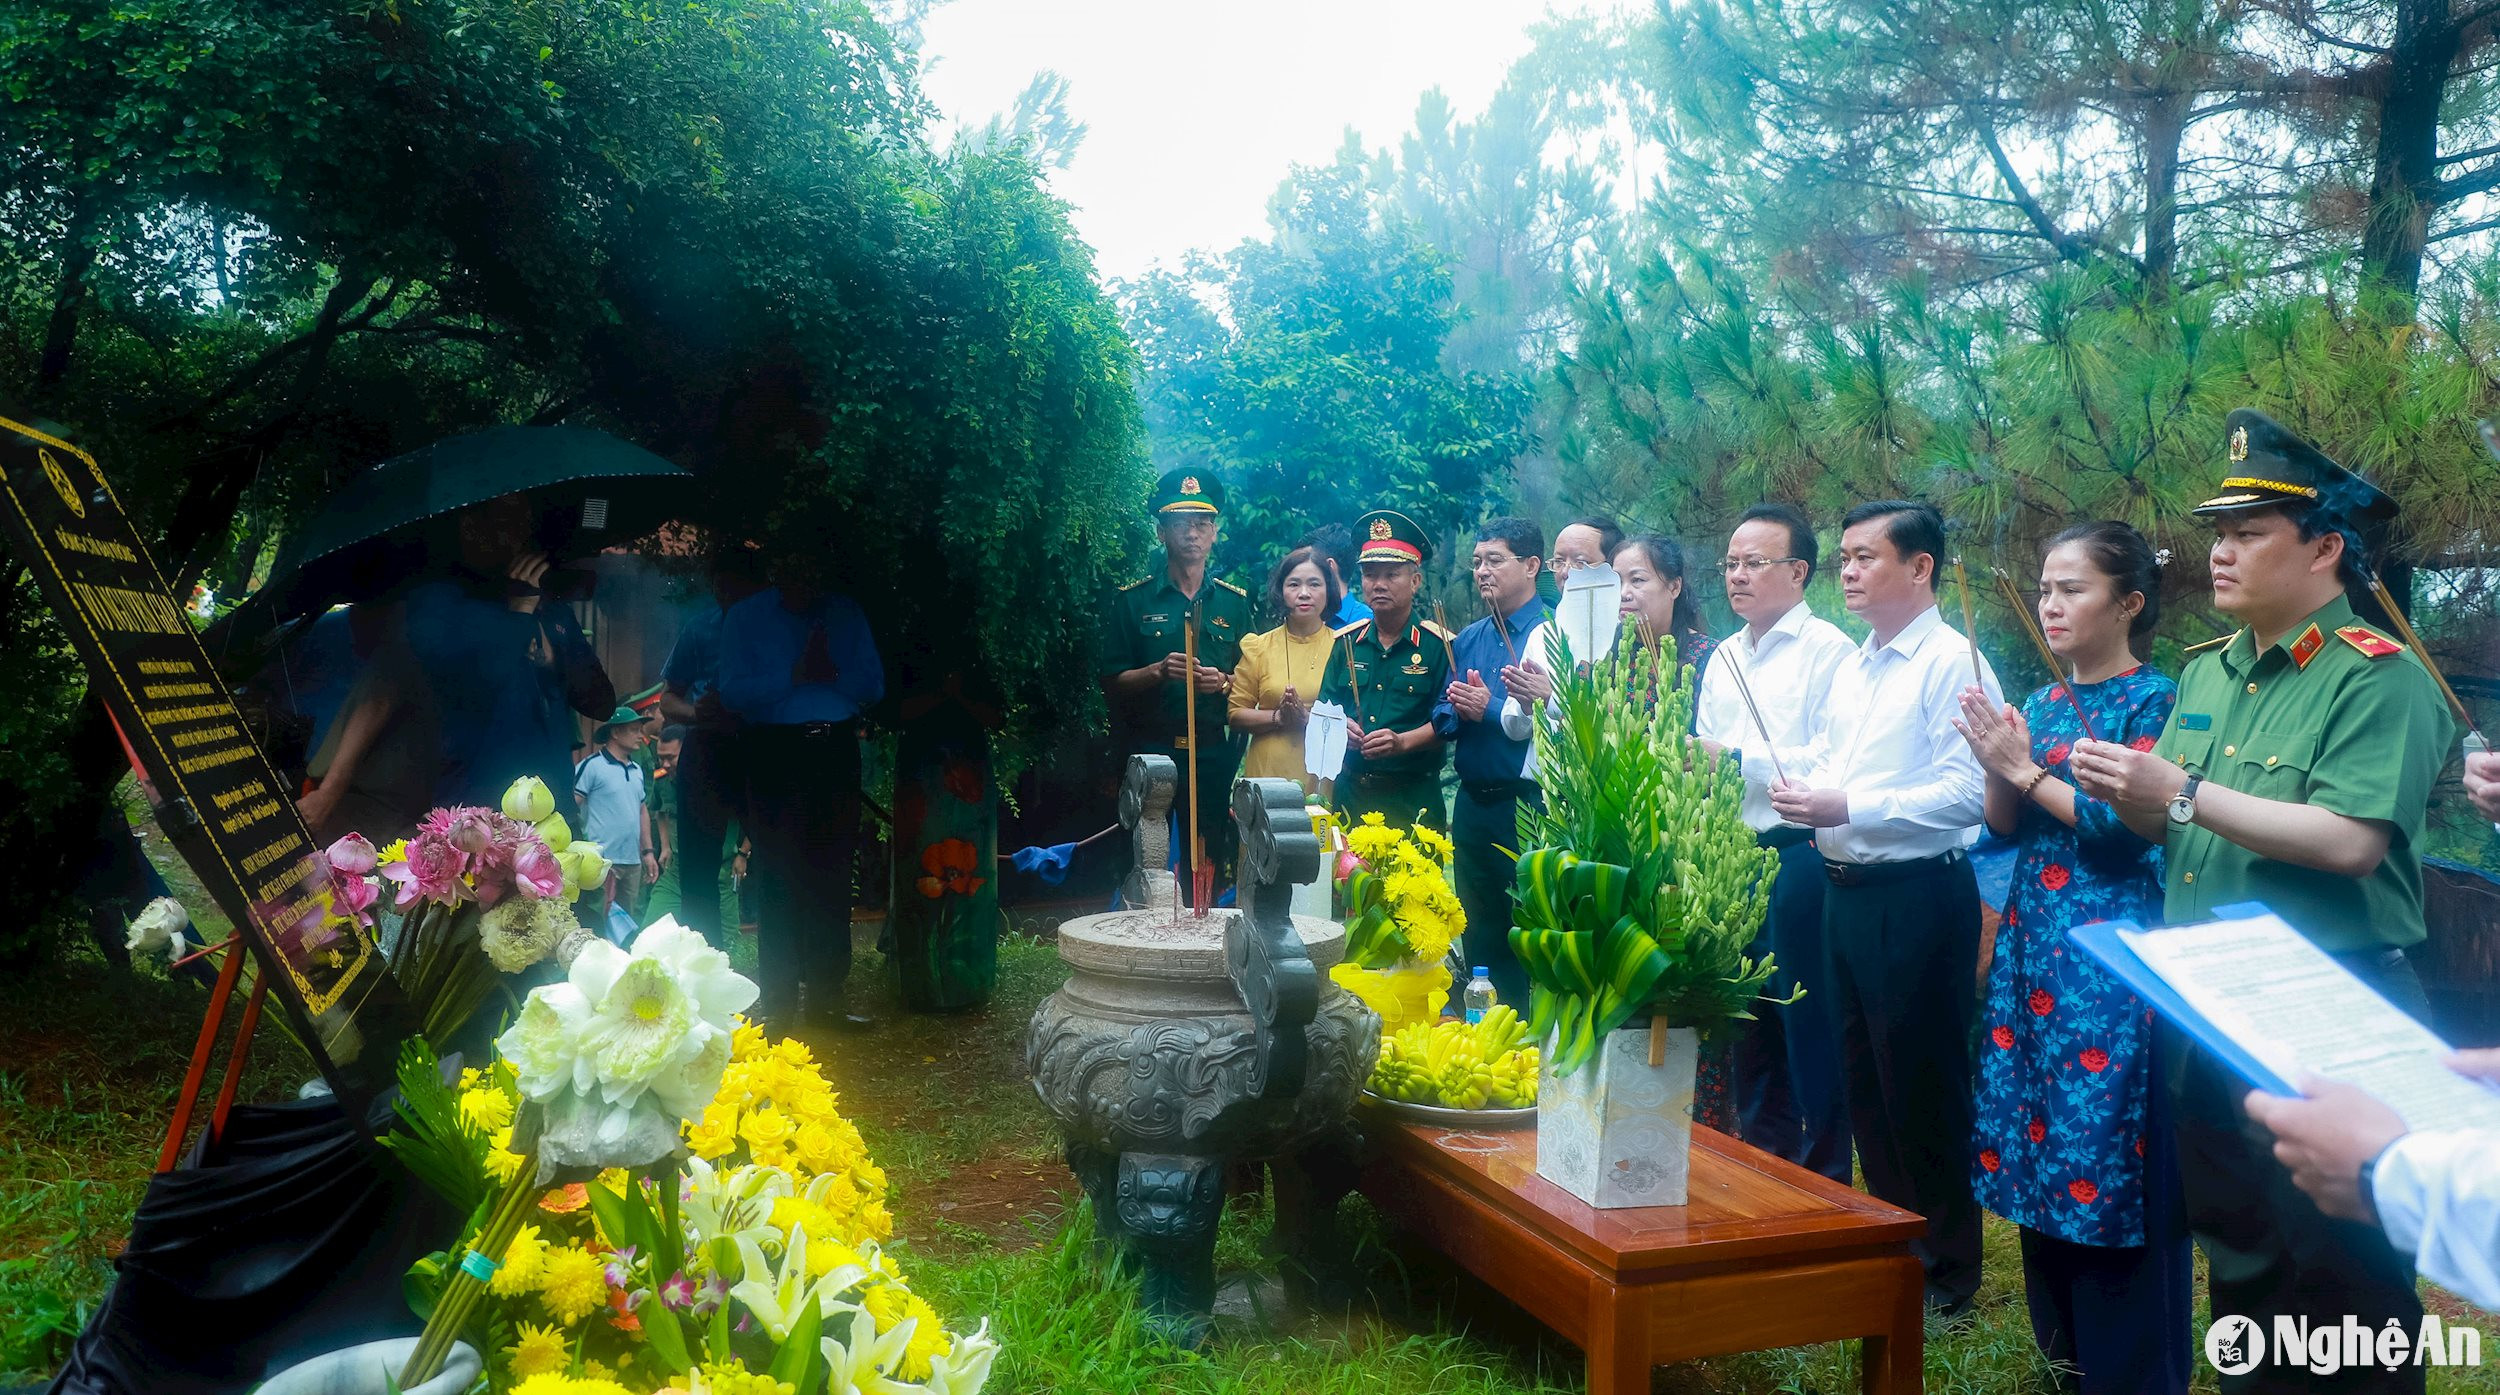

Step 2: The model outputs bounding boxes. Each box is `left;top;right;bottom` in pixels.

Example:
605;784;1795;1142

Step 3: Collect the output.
922;1319;1001;1395
818;1301;920;1395
680;1156;789;1254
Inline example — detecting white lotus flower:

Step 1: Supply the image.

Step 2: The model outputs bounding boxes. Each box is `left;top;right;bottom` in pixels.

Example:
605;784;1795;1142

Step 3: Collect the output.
817;1300;920;1395
534;811;572;853
502;776;556;823
125;897;190;965
493;918;756;1147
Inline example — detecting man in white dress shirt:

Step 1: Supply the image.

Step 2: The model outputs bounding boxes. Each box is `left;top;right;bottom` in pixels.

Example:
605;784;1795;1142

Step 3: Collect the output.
1693;503;1857;1184
1770;499;2001;1317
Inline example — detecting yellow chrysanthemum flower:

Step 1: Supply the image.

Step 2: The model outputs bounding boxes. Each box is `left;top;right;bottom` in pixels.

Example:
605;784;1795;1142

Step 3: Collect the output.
1411;823;1455;863
490;1224;548;1297
770;1037;816;1069
485;1126;526;1185
458;1085;515;1137
507;1320;568;1377
535;1243;608;1326
862;1279;910;1329
898;1292;950;1383
730;1016;770;1061
579;1358;614;1383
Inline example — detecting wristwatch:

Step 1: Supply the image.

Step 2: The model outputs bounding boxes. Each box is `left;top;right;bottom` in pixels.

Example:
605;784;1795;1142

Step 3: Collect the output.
2167;773;2204;827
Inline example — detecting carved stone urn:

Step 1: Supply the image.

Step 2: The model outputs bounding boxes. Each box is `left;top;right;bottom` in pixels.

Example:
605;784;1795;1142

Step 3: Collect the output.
1025;756;1379;1345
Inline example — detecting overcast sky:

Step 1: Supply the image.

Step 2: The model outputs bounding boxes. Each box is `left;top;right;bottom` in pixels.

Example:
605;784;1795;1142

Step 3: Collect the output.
917;1;1625;284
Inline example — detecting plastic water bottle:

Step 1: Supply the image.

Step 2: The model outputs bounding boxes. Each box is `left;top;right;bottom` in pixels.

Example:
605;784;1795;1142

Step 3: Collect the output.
1463;966;1496;1025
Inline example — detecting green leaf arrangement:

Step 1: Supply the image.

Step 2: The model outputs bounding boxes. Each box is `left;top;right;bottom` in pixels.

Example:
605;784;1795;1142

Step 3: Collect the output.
1507;619;1789;1076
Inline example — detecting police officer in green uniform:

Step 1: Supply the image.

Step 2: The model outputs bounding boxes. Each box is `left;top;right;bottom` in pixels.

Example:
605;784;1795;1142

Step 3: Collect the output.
1099;468;1255;896
1319;509;1452;831
2072;409;2454;1395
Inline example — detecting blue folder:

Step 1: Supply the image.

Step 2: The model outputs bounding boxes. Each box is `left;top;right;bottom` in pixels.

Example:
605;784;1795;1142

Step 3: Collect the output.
2066;901;2306;1097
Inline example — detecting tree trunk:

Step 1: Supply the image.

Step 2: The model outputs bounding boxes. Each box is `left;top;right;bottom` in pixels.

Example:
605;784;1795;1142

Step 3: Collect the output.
35;198;101;395
2361;0;2463;304
2141;87;2187;295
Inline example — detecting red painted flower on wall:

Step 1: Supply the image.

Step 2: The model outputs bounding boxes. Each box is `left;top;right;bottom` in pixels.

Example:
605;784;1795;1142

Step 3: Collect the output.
942;761;985;806
915;839;988;899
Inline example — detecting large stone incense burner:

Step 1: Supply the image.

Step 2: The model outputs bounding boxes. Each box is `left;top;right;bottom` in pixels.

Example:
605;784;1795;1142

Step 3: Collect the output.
1025;756;1379;1344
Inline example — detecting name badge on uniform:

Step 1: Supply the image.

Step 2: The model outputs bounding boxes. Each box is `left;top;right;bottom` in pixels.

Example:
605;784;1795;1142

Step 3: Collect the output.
1142;613;1170;624
2178;713;2212;730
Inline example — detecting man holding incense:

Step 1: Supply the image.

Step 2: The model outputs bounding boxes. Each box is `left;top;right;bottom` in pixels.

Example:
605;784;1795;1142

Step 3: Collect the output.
1431;516;1550;1007
1320;509;1452;832
1692;502;1856;1184
1769;499;2001;1317
2072;409;2453;1395
1099;468;1253;899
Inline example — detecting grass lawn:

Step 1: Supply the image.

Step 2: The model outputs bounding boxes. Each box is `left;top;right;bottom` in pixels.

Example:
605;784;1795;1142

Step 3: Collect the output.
4;915;2494;1392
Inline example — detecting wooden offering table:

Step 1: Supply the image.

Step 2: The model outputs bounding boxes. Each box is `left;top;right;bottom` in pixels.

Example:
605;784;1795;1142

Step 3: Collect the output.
1357;1115;1928;1394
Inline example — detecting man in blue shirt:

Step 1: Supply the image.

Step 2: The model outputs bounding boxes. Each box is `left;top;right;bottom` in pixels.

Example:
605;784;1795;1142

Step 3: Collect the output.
717;577;885;1027
655;549;763;941
1430;517;1551;1008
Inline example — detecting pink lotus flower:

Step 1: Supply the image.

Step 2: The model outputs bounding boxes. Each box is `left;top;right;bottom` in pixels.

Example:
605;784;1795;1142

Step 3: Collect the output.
333;869;379;922
511;841;565;900
447;810;495;857
385;832;472;907
325;833;378;876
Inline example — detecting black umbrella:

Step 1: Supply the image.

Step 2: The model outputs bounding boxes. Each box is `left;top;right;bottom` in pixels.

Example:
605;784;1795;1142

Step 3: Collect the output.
238;425;692;627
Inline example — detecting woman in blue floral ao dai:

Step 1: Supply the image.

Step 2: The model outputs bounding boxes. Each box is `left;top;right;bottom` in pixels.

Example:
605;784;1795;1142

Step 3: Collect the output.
1951;522;2191;1394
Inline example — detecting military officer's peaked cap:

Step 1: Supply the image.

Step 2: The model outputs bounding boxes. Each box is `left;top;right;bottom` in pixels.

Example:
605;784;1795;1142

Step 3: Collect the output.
1150;467;1224;516
2193;409;2397;529
1354;509;1432;566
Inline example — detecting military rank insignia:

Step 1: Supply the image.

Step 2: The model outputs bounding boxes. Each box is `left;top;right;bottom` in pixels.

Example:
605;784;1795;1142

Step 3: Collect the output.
2336;625;2404;659
2290;623;2324;670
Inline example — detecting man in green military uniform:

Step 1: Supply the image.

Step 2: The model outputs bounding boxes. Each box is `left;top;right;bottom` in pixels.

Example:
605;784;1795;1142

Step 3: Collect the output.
2073;408;2454;1395
1320;509;1452;831
1099;467;1255;899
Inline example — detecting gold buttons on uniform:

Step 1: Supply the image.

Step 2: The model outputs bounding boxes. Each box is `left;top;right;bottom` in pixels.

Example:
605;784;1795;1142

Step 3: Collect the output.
2223;745;2236;757
2266;755;2278;767
2246;683;2259;694
2184;872;2196;884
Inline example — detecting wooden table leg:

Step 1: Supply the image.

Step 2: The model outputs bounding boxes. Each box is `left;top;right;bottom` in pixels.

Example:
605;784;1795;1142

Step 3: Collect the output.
1584;1277;1651;1395
1859;1254;1925;1395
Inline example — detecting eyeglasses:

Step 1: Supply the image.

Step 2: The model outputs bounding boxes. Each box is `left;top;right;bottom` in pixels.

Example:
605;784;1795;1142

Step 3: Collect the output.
1469;554;1524;573
1719;557;1804;576
1547;555;1602;571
